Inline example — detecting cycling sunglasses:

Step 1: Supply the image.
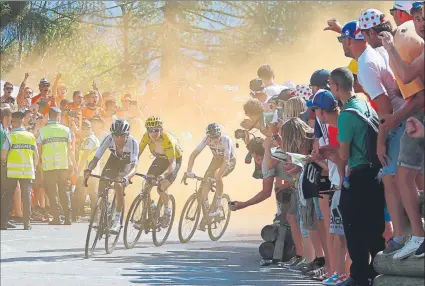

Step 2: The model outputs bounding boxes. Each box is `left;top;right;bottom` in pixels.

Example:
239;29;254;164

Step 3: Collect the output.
147;128;161;133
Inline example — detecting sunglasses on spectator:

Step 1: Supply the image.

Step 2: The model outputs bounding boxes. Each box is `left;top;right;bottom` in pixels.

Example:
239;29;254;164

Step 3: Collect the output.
40;84;50;88
5;87;13;91
337;35;350;43
389;8;399;16
147;128;161;133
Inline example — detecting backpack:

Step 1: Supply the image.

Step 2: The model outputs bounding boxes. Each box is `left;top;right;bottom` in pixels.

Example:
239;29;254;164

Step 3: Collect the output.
344;103;382;171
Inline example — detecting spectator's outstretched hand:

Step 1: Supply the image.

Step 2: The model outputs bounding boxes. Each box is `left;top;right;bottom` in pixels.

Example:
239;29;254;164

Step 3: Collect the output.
406;117;424;138
378;32;395;51
230;201;246;211
24;72;29;79
324;18;342;33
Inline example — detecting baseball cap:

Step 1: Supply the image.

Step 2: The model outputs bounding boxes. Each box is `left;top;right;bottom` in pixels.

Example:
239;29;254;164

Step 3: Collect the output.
393;1;414;14
39;78;50;85
49;106;61;114
306;90;338;111
12;111;25;119
295;84;313;100
340;20;364;40
249;78;265;96
310;69;330;88
359;9;388;30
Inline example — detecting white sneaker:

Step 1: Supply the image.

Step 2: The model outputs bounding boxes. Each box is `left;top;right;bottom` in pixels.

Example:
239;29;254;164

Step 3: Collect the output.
110;218;121;234
393;237;424;260
208;206;223;217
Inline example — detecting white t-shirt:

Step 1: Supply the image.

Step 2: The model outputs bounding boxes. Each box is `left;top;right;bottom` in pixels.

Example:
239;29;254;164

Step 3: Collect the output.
264;84;287;103
358;46;406;113
195;135;236;159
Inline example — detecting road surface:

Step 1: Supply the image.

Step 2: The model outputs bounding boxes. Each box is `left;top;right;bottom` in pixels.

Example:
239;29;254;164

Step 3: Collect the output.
1;221;322;286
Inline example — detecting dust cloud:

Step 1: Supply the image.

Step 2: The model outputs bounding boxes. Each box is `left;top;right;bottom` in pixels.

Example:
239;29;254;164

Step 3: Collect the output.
5;2;393;235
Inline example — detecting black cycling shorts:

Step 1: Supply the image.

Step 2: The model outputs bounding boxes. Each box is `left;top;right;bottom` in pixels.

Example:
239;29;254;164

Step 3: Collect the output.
204;156;236;179
98;155;131;193
147;157;182;185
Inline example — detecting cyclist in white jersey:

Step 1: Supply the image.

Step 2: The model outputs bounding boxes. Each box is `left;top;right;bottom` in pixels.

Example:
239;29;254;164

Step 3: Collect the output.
83;120;138;233
186;123;236;217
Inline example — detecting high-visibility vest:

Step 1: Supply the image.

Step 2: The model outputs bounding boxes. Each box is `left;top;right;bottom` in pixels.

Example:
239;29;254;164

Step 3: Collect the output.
39;122;71;171
78;133;100;176
7;130;36;179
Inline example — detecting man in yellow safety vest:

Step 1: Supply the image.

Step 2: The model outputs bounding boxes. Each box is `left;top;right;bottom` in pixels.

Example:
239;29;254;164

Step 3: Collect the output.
1;111;38;230
37;107;78;225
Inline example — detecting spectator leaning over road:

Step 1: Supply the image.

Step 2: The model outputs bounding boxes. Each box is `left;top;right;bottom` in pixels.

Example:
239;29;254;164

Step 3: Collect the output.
339;14;405;259
16;73;32;110
37;107;77;225
359;7;424;258
328;67;385;286
1;82;16;110
378;1;425;259
1;111;38;230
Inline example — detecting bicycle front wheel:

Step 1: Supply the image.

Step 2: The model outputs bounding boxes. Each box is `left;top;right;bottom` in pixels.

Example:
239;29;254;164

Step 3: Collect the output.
105;192;123;254
178;194;200;243
85;197;104;259
208;194;231;241
123;194;145;249
152;194;176;247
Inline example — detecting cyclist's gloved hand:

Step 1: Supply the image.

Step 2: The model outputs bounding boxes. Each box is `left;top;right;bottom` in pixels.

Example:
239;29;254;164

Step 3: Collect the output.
121;176;130;187
186;172;195;178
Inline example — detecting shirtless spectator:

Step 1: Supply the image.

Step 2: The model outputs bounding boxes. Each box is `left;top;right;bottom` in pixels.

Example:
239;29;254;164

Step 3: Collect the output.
82;91;103;120
16;73;32;109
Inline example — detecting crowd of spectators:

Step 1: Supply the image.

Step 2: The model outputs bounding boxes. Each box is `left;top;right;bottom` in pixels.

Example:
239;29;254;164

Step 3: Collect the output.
0;1;423;286
231;1;424;285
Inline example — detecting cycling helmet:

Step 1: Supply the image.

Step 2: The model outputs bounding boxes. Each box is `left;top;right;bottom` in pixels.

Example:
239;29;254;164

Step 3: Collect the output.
145;116;163;129
206;123;221;138
110;119;130;136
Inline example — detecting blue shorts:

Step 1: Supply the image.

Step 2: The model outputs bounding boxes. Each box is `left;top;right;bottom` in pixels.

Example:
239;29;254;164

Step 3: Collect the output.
382;121;405;175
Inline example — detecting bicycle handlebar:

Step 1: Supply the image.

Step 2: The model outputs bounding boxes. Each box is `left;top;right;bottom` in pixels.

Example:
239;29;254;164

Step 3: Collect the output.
135;173;161;186
84;174;132;187
181;173;215;186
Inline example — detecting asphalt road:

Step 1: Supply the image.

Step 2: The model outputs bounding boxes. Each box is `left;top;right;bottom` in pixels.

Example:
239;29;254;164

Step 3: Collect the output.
1;221;322;286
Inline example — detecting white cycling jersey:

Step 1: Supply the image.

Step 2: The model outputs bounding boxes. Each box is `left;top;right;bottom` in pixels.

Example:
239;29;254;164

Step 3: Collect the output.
95;134;139;165
195;135;236;159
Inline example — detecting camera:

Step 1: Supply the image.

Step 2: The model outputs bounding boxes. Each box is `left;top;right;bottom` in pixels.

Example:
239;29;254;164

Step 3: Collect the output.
234;129;247;140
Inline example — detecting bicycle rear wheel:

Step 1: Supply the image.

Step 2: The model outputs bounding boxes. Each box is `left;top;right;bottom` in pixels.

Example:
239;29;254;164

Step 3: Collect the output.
178;194;200;243
85;197;104;259
152;195;176;247
123;194;145;249
105;192;123;254
208;194;231;241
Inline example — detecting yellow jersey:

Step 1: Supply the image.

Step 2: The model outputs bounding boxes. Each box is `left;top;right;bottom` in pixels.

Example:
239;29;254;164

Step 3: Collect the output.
139;131;183;160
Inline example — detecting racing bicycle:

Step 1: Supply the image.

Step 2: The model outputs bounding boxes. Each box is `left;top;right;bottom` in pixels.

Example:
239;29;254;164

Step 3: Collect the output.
123;173;176;248
178;173;231;243
84;174;125;258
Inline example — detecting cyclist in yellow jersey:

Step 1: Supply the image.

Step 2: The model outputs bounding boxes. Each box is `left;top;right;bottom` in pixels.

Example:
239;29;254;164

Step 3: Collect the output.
139;116;183;227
